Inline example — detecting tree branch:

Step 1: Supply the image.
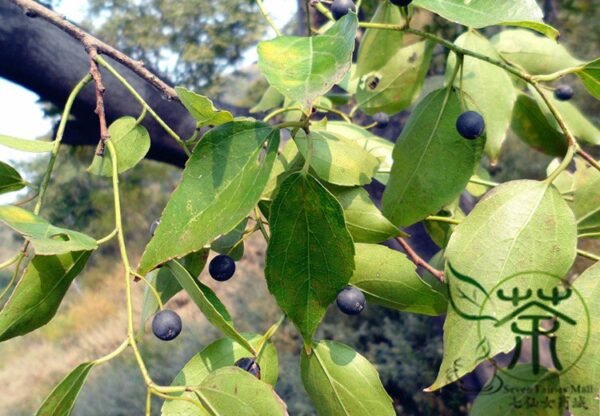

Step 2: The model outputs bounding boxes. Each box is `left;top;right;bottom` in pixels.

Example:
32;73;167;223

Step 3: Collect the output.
8;0;178;101
396;237;445;282
88;47;110;156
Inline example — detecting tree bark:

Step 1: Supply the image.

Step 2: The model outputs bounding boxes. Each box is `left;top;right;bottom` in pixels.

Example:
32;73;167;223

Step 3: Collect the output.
0;2;241;167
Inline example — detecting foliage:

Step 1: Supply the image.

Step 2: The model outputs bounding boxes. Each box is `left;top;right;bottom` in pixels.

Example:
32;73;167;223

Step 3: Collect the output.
2;0;600;415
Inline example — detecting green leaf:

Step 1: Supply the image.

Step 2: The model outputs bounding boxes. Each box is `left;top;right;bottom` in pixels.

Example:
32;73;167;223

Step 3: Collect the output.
262;139;303;200
350;243;447;315
301;340;394;416
510;93;568;156
573;160;600;235
0;161;26;195
424;201;465;249
556;262;600;416
314;121;394;185
355;1;404;78
250;86;285;114
357;40;433;116
87;116;151;176
0;206;97;255
429;180;577;390
491;29;582;75
577;58;600;100
470;366;561;416
294;130;379;187
138;122;279;275
211;219;248;261
265;173;355;340
382;88;484;227
176;87;234;126
328;186;401;243
162;334;279;416
0;135;54;153
257;14;358;110
35;362;95;416
530;88;600;146
191;367;288;416
165;260;256;355
446;31;516;162
140;249;209;329
0;251;92;341
413;0;558;39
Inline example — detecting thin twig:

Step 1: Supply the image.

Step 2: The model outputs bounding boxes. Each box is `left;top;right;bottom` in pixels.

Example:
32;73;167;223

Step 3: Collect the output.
88;47;110;156
577;249;600;262
396;237;445;282
8;0;178;100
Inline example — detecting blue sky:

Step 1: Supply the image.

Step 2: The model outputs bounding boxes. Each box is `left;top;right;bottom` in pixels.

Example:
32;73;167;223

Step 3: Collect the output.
0;0;295;203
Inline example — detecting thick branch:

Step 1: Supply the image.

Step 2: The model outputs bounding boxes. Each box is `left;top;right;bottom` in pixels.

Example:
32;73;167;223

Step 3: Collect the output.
88;47;110;155
8;0;178;101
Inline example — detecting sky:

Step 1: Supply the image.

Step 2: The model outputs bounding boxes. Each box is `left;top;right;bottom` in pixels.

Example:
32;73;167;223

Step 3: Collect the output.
0;0;295;203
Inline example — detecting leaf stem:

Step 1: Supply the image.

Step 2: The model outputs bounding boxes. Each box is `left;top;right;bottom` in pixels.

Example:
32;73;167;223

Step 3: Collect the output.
254;208;270;243
577;249;600;262
578;232;600;239
315;105;352;123
263;106;303;122
425;216;461;225
0;253;20;271
97;228;118;245
96;56;192;157
396;237;445;282
532;66;584;82
34;74;92;215
256;315;286;359
0;253;26;302
469;177;499;188
256;0;282;36
133;271;164;311
93;339;129;365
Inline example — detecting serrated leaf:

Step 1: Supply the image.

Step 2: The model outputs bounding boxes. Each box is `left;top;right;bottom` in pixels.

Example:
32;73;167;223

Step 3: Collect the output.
162;334;279;416
165;260;255;355
191;368;288;416
211;219;247;261
413;0;558;39
0;251;91;341
573;161;600;235
87;117;151;176
510;93;568;156
140;249;209;329
350;243;447;315
470;366;561;416
429;180;577;390
446;31;516;162
138;122;279;275
301;340;394;416
491;29;582;75
0;206;97;255
0;135;54;153
176;87;234;126
250;86;285;114
556;262;600;416
257;14;358;110
0;161;25;195
315;121;394;185
357;40;433;116
35;362;95;416
382;88;484;227
294;130;379;187
265;173;355;340
328;186;401;243
577;58;600;100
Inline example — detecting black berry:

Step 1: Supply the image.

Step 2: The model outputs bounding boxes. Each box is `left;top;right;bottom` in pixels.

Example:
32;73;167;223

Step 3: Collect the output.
331;0;356;20
209;254;236;281
456;111;485;140
336;286;366;315
554;84;574;101
390;0;413;6
152;310;182;341
150;219;160;236
373;112;390;129
235;357;261;379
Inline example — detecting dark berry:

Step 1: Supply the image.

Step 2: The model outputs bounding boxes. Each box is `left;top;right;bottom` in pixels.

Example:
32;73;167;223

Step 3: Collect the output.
209;254;236;281
331;0;356;20
456;111;485;140
373;112;390;128
150;219;160;236
235;357;261;379
336;286;366;315
152;310;182;341
390;0;413;6
554;84;574;101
